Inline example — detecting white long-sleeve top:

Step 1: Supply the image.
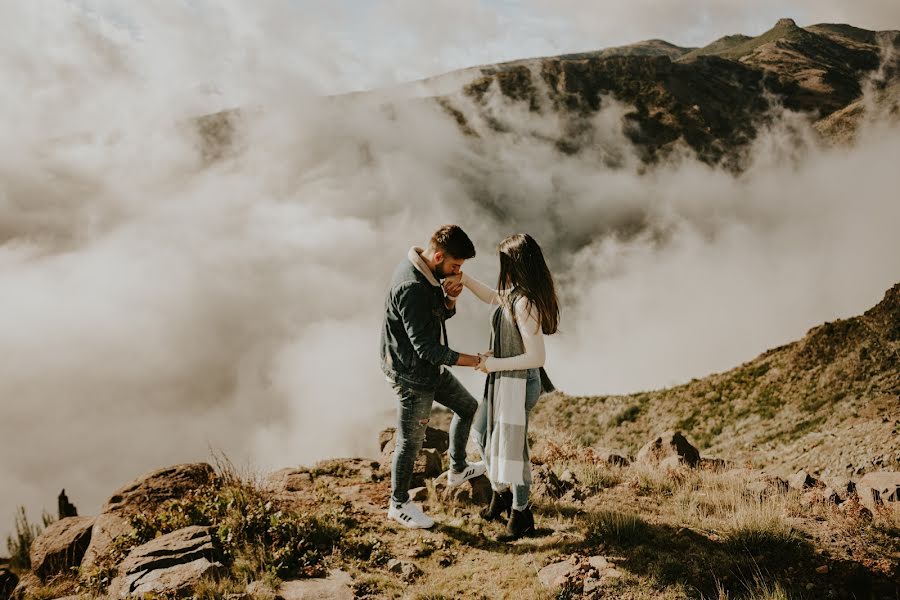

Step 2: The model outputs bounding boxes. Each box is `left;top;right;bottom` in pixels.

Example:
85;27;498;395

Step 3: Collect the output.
460;272;546;373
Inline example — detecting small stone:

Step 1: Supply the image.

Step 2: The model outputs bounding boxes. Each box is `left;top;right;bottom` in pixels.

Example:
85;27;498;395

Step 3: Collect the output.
538;560;578;589
587;556;610;570
583;577;601;594
816;565;829;574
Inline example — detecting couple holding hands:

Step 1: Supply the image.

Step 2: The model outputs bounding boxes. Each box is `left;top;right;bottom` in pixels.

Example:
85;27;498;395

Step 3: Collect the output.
380;225;559;539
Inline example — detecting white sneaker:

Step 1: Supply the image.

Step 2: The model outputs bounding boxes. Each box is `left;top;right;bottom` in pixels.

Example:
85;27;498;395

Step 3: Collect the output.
446;461;487;488
387;500;435;529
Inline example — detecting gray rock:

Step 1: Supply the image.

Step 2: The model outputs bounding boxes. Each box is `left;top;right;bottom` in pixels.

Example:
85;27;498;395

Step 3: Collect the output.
386;559;422;582
80;512;133;570
537;559;577;589
84;463;215;569
264;468;313;492
532;465;571;500
857;471;900;511
659;455;686;471
788;470;821;490
276;570;353;600
587;556;610;571
103;463;216;514
29;516;95;581
246;579;277;599
109;525;223;599
636;432;700;468
434;474;492;506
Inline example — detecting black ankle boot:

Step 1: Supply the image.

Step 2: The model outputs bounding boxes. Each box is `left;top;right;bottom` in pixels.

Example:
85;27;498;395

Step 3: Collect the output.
506;506;535;538
479;489;512;522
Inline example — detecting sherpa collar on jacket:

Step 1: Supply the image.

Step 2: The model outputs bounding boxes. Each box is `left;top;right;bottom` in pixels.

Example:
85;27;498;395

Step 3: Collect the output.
408;246;441;287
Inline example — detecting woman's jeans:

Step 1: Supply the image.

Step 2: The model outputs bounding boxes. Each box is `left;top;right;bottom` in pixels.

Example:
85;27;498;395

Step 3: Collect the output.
474;368;542;511
388;368;478;507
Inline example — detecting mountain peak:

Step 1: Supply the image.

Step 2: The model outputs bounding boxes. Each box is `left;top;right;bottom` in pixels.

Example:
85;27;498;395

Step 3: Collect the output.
775;18;799;29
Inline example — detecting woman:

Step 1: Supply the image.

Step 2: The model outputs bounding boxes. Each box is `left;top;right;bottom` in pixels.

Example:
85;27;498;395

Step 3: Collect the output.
458;233;559;539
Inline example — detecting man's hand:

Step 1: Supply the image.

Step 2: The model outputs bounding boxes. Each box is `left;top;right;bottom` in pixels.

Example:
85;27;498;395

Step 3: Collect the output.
456;353;482;368
476;352;492;373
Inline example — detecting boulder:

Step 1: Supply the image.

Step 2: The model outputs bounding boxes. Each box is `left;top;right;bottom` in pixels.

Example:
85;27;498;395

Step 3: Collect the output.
102;463;216;514
386;559;422;582
83;463;216;568
532;465;572;500
264;468;314;493
788;470;821;490
857;471;900;511
108;525;224;599
0;568;17;600
636;432;700;468
433;474;492;506
80;513;132;569
275;570;354;600
29;516;94;581
537;559;578;589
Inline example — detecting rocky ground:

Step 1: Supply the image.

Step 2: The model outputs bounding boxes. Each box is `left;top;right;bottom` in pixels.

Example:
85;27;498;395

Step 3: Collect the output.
2;424;898;600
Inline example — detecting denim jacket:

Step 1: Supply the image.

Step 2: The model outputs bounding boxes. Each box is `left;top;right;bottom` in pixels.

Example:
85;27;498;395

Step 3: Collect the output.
381;253;459;390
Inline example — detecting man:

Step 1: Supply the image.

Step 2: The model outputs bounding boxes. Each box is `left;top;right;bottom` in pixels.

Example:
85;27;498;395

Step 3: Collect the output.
381;225;487;528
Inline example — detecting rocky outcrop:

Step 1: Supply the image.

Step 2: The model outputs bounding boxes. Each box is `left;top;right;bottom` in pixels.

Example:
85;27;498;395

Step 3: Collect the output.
82;463;216;569
856;471;900;511
57;490;77;519
789;469;822;490
102;463;216;514
108;526;224;599
29;516;94;581
636;432;701;467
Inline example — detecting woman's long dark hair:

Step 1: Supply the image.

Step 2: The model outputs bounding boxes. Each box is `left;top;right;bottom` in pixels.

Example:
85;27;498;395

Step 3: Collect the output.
497;233;559;335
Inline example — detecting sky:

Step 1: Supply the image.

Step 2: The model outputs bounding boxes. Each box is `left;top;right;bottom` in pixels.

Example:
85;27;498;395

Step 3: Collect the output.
2;0;900;548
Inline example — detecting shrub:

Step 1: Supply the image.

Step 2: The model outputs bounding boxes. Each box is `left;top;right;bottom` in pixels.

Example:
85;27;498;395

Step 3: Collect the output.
583;510;649;547
6;506;55;571
722;498;798;554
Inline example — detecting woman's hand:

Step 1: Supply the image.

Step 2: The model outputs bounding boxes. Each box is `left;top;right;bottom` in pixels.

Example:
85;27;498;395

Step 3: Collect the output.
443;274;463;299
476;352;492;373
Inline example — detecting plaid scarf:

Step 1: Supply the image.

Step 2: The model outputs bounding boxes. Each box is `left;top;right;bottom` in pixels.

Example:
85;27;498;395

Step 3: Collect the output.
472;294;534;487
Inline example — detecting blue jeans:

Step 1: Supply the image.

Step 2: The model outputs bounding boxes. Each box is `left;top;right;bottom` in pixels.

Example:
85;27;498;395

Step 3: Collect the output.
473;368;541;511
388;369;478;506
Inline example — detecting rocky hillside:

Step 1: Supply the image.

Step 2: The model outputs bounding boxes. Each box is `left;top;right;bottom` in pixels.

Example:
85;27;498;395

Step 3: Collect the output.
196;19;900;169
531;282;900;480
4;432;899;599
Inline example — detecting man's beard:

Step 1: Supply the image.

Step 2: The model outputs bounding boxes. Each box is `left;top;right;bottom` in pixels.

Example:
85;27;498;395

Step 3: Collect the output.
434;260;449;279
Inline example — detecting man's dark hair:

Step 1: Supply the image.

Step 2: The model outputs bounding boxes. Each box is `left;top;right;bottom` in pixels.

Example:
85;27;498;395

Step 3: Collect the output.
430;225;476;259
